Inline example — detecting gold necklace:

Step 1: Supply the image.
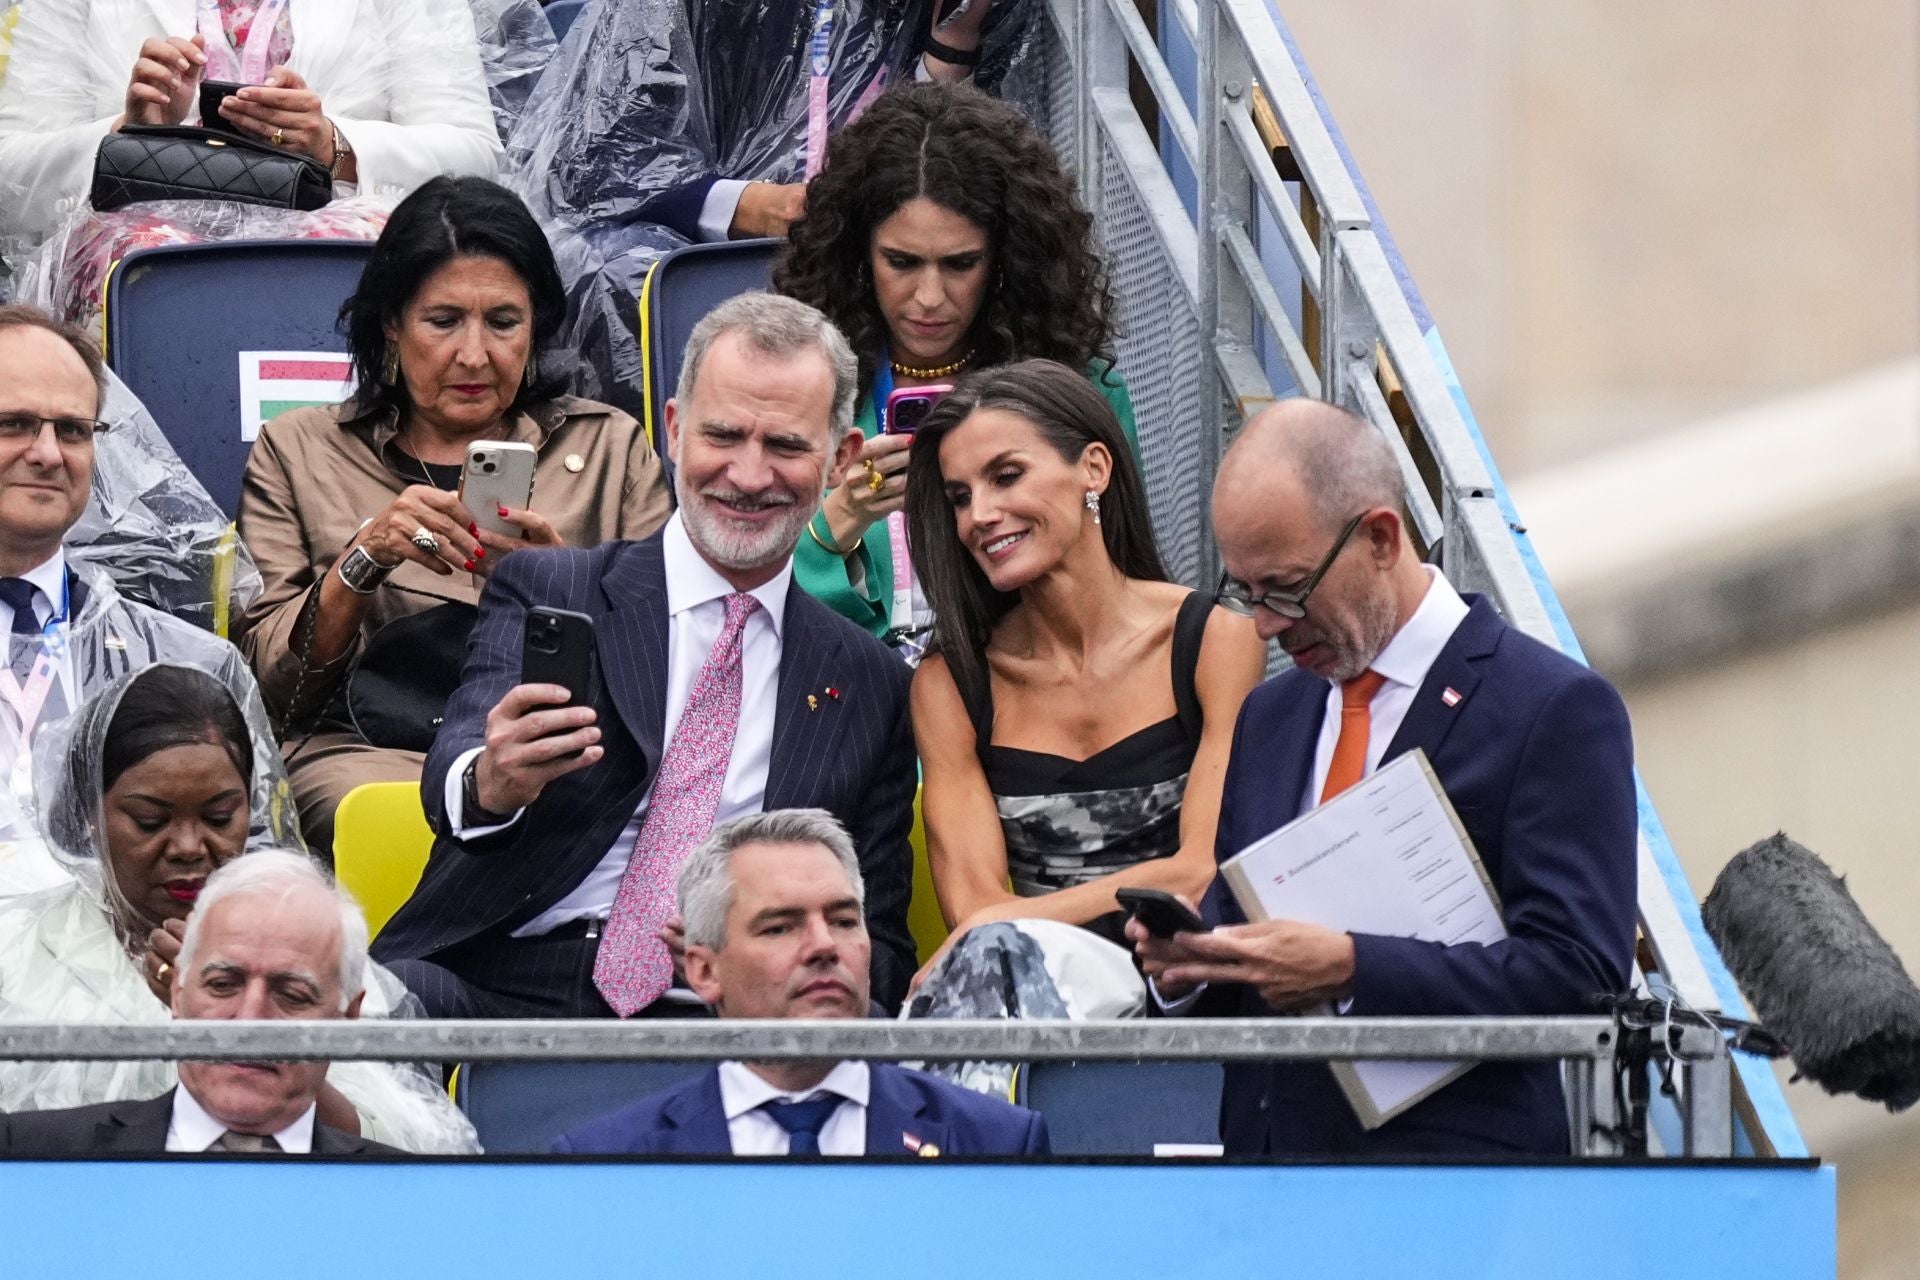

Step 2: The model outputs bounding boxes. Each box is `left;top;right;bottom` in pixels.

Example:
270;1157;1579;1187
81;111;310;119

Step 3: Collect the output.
890;348;976;380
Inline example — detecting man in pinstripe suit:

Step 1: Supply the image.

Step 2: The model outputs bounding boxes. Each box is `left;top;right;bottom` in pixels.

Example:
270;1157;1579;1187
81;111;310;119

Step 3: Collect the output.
373;294;918;1017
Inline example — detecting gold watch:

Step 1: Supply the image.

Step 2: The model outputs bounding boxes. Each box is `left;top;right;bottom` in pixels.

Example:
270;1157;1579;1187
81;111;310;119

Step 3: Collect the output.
328;122;354;181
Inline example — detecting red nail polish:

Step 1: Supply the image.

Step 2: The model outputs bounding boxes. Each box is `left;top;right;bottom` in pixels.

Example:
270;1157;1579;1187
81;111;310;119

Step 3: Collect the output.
498;506;509;518
468;522;479;536
475;547;486;558
463;560;475;571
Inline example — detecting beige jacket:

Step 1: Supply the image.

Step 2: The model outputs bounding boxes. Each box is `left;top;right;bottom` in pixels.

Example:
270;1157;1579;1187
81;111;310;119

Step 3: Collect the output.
235;396;671;718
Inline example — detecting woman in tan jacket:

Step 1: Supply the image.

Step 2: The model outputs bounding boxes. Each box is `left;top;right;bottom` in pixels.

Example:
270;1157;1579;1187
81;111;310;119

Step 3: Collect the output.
235;176;670;853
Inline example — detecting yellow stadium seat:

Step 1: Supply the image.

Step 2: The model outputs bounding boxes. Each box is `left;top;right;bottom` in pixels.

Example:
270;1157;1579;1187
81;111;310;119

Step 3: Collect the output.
907;786;949;964
333;782;434;939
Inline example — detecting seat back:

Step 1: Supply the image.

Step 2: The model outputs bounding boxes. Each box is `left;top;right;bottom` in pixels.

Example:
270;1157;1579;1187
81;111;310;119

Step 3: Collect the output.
544;0;588;38
638;238;781;451
332;781;434;939
458;1060;707;1153
1018;1061;1223;1155
907;785;949;964
104;239;374;517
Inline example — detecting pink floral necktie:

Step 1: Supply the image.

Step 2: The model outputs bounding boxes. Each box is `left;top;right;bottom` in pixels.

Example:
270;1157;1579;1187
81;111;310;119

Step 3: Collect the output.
594;592;760;1016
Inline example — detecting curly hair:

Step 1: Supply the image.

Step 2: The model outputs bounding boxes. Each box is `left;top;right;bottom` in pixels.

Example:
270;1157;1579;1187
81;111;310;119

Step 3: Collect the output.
773;81;1116;390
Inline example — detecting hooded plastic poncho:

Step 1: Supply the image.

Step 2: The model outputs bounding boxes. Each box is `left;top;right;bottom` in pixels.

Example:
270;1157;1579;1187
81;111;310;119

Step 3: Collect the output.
506;0;1045;415
0;665;480;1154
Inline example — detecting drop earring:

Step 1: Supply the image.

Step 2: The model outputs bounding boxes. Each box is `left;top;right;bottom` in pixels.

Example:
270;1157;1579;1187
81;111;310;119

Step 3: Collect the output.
380;346;400;386
1084;488;1101;526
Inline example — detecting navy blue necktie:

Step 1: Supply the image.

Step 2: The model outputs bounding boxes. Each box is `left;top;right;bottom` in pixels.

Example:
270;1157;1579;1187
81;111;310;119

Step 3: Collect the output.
761;1095;843;1156
0;578;42;678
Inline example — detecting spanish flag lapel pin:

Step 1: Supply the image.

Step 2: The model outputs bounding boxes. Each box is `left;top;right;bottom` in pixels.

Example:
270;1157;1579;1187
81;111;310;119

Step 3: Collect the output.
902;1132;941;1158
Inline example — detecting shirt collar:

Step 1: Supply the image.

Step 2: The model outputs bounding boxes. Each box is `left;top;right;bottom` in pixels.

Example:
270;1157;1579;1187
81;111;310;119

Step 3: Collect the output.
719;1059;871;1121
171;1081;318;1154
1367;566;1470;691
19;549;67;615
661;512;792;640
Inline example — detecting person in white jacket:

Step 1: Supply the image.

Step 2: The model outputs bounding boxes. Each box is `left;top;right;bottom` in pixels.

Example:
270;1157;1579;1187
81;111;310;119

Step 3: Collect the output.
0;0;502;245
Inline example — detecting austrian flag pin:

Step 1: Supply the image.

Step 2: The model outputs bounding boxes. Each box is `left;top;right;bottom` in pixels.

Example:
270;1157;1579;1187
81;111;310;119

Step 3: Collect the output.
1441;687;1463;708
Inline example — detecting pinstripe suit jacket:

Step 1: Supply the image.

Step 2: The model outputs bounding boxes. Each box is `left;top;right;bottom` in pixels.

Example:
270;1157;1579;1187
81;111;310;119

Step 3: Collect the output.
370;533;919;1010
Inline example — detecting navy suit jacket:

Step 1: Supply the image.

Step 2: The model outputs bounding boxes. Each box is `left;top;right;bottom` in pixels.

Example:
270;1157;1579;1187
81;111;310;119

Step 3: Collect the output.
1199;596;1637;1156
371;534;919;1011
551;1062;1051;1157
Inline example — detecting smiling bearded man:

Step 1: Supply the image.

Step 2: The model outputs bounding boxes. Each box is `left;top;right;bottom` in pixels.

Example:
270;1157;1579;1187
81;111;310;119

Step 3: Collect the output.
371;293;920;1023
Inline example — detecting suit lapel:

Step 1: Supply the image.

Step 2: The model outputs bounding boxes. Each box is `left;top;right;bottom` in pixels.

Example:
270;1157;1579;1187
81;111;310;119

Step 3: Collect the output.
1263;672;1330;830
662;1068;733;1154
865;1065;942;1158
1382;596;1502;766
764;593;850;809
596;538;672;771
96;1090;177;1153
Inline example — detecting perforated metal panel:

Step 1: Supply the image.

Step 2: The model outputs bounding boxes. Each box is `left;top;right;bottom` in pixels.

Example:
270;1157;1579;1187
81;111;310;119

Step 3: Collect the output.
1096;138;1208;587
1040;11;1078;175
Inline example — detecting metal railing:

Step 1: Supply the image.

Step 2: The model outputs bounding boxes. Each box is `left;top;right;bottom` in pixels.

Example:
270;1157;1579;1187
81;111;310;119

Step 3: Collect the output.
0;1014;1735;1158
1036;0;1755;1150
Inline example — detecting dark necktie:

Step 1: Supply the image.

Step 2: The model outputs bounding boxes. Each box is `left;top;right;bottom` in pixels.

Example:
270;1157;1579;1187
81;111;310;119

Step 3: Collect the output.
761;1095;844;1156
0;578;43;679
213;1130;283;1154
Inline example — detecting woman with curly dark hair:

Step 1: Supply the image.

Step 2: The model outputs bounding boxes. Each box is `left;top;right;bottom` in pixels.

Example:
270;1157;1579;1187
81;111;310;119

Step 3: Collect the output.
773;80;1136;652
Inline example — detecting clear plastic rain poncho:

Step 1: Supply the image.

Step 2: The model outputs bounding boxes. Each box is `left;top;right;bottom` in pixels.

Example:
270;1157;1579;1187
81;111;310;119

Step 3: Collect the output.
69;364;266;634
0;0;555;269
506;0;1045;416
0;665;480;1154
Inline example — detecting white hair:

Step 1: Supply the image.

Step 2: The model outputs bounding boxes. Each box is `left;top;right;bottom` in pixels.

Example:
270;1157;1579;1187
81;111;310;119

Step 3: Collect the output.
674;291;859;451
678;809;865;951
176;849;369;1010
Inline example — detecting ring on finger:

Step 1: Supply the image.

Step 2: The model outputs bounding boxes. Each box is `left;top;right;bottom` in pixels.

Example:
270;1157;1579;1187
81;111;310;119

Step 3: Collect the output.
272;126;285;147
866;466;886;494
410;526;440;554
155;962;172;983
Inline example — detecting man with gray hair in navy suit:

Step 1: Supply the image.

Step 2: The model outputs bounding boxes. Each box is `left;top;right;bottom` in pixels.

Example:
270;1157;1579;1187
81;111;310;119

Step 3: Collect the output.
554;809;1049;1158
375;293;918;1021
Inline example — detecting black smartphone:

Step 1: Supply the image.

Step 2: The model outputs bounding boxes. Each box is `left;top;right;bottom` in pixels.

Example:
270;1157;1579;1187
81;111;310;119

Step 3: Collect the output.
198;79;247;137
521;606;597;710
1116;887;1206;938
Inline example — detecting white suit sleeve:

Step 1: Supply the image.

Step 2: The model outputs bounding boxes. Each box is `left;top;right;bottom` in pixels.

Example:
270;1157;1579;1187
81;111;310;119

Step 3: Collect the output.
0;4;124;244
327;0;503;198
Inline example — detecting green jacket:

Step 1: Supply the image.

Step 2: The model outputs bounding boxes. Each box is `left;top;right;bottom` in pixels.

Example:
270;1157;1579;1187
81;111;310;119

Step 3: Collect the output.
794;361;1139;642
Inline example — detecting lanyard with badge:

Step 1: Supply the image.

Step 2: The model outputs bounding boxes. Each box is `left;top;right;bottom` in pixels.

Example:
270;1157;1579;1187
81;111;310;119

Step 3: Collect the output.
802;0;891;177
870;361;926;646
0;575;69;740
195;0;291;85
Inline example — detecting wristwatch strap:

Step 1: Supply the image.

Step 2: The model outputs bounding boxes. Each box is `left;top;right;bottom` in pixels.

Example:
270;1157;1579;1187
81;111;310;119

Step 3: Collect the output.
922;33;981;66
462;758;513;827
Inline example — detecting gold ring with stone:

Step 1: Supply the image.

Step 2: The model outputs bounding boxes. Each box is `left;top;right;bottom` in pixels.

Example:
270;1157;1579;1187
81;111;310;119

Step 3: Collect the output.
272;127;285;147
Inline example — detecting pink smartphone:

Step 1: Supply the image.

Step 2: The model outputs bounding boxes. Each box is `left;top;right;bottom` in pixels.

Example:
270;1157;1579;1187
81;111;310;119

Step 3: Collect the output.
884;383;954;435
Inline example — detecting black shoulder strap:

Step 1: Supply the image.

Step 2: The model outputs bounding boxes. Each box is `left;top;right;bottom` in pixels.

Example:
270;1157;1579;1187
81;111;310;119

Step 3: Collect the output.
1170;589;1212;742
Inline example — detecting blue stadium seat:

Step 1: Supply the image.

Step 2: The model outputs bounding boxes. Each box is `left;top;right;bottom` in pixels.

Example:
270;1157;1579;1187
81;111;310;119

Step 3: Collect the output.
457;1060;707;1154
1017;1061;1223;1155
545;0;588;40
104;238;373;517
638;238;781;454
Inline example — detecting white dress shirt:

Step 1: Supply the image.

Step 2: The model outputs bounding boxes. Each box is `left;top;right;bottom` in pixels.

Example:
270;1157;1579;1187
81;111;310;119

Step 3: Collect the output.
166;1085;317;1154
1154;568;1470;1012
444;514;789;937
718;1060;870;1156
0;548;69;633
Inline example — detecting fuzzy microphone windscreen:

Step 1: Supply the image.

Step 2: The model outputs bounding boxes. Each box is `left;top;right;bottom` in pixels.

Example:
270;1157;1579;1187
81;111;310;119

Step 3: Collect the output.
1702;833;1920;1111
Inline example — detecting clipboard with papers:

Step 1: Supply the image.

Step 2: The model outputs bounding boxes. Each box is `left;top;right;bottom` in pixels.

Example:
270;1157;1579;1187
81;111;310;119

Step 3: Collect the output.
1217;749;1506;1129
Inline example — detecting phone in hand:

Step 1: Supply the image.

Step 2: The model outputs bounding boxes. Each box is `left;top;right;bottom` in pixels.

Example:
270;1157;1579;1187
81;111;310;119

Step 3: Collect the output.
462;441;538;537
884;383;953;436
521;606;597;714
198;79;247;137
1116;887;1206;939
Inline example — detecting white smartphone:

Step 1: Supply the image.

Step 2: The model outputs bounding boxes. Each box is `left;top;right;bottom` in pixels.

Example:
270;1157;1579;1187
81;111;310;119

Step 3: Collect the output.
461;441;538;537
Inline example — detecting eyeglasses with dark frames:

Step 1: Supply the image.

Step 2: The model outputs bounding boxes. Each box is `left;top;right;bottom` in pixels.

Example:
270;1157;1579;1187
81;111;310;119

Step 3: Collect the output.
1214;511;1368;620
0;413;109;446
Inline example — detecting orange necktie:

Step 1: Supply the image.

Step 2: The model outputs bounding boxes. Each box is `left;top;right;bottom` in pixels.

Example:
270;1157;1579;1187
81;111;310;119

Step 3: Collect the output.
1319;669;1388;804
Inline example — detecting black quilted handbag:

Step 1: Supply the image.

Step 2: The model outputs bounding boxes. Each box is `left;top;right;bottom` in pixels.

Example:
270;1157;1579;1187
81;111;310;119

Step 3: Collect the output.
90;124;332;214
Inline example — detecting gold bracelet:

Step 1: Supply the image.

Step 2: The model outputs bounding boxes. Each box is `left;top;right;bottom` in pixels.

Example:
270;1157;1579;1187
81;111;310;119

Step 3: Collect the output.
806;517;862;558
